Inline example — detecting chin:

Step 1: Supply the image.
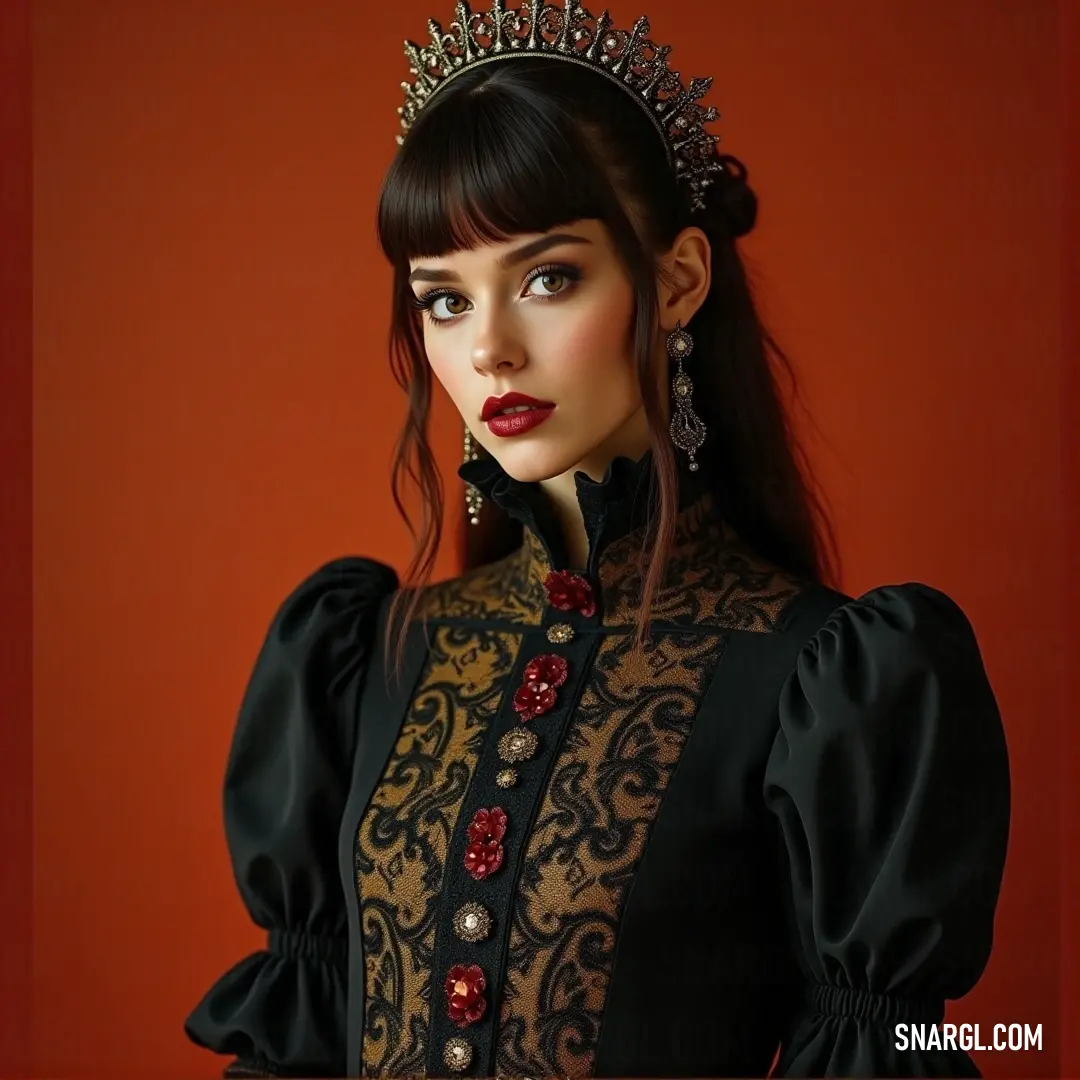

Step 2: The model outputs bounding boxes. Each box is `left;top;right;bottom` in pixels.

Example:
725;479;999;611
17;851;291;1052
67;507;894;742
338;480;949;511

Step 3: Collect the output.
486;440;592;484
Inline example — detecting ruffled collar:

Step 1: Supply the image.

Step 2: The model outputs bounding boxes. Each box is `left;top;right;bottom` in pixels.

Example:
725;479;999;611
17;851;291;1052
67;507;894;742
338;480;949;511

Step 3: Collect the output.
457;448;720;578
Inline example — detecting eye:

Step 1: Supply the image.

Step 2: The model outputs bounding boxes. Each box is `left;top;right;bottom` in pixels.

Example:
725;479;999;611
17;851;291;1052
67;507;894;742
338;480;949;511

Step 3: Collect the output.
408;288;469;325
428;294;469;321
524;266;574;298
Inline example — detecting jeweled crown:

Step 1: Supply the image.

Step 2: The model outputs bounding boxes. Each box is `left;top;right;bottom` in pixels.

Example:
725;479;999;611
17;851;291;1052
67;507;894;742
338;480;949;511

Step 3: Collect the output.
396;0;725;213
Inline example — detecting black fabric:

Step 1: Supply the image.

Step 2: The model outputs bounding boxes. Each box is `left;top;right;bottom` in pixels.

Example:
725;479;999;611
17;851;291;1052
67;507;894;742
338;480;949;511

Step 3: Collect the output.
764;584;1010;1077
183;557;398;1078
590;585;846;1078
184;453;1009;1078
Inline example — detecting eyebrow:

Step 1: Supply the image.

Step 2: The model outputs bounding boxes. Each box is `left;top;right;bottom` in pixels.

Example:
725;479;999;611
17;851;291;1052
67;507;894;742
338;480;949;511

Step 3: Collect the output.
407;233;593;286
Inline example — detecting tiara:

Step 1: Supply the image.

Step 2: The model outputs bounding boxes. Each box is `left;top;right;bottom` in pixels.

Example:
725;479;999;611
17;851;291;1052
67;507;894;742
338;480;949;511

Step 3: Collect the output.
395;0;725;213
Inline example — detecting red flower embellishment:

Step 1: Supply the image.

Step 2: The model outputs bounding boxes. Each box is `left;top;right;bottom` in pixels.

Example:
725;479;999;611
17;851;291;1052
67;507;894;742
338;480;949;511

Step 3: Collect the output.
513;652;570;721
445;963;487;1027
467;807;508;844
524;653;569;688
464;807;507;880
513;680;556;721
543;570;596;617
464;839;504;880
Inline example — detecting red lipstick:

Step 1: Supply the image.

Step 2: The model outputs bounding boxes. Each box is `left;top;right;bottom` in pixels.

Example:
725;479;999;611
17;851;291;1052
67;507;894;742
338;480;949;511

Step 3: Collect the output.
481;392;556;438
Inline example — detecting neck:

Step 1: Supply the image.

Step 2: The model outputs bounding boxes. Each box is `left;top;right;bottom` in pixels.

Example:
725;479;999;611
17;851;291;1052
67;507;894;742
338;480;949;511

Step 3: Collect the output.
537;473;590;569
537;406;651;571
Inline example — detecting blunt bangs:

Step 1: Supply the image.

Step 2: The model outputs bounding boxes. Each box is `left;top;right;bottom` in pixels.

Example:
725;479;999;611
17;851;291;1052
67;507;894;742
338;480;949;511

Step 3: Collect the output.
376;60;629;265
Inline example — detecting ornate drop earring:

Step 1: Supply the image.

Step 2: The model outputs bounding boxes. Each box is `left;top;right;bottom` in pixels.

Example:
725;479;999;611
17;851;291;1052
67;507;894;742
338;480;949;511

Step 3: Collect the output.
463;425;483;525
667;320;707;471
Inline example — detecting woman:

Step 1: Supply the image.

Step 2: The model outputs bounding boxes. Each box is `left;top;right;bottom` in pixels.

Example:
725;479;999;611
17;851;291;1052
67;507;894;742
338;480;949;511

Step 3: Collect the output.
184;1;1011;1076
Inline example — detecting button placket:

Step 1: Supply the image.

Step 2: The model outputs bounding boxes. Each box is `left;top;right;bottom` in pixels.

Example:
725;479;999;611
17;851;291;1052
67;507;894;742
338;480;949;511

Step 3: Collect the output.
443;804;506;1060
429;569;601;1077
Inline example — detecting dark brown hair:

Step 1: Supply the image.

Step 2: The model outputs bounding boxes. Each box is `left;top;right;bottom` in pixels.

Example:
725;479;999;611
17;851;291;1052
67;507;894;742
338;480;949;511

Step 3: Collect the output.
376;58;840;676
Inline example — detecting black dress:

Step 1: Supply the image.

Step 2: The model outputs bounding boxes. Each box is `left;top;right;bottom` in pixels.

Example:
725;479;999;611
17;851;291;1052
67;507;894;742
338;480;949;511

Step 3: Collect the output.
184;452;1010;1079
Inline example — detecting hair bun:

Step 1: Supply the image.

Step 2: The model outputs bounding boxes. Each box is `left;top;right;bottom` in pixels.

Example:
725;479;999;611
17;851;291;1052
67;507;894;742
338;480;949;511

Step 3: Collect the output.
702;153;757;239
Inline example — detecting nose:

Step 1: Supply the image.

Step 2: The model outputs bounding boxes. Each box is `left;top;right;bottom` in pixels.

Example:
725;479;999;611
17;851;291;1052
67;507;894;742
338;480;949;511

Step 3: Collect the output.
471;334;526;377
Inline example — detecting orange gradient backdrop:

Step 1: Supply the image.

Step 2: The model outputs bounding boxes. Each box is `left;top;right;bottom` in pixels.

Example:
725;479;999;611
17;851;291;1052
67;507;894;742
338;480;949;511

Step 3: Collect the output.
21;0;1074;1077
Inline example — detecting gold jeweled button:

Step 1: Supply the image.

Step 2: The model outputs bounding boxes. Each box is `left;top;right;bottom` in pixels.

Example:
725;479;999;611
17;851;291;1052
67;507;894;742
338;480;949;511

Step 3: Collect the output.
498;727;539;764
496;767;518;788
444;1036;473;1072
547;622;575;644
453;901;492;943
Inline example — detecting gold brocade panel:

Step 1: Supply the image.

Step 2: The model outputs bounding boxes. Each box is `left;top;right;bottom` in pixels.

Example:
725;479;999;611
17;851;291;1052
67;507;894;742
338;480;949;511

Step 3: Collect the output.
416;534;549;624
599;495;805;630
357;625;521;1076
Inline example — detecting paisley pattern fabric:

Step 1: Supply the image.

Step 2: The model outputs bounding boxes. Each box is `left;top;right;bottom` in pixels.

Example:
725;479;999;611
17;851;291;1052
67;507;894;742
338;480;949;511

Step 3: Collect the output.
415;540;547;625
356;626;521;1075
599;494;804;630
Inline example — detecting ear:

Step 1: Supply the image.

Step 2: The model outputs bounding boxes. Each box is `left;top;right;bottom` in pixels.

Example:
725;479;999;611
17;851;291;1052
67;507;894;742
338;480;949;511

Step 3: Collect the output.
655;226;712;332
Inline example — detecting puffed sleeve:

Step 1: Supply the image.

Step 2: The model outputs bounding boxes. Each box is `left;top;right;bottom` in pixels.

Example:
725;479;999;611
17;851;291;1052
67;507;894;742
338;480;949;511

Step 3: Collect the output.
763;583;1010;1077
184;556;399;1078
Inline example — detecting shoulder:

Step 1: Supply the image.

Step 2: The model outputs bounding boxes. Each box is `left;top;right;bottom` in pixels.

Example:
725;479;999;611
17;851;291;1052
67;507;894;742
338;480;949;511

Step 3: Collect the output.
790;581;988;675
699;536;815;632
228;556;400;765
765;580;1009;836
414;542;545;624
775;581;1002;746
257;555;399;682
273;555;399;627
605;514;818;632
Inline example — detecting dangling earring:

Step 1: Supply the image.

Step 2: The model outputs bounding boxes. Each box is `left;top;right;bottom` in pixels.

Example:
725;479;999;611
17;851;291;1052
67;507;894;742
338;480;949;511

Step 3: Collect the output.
667;320;707;471
463;424;483;525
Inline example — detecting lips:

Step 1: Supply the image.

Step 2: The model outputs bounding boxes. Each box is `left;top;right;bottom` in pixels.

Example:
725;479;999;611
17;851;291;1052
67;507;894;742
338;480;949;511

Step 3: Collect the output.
481;392;556;439
481;392;556;422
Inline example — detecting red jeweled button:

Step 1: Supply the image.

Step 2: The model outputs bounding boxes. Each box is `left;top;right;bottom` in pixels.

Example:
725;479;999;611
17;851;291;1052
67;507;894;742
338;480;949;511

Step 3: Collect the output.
464;807;507;880
513;679;556;721
543;569;596;617
524;653;569;687
464;839;503;879
513;653;569;721
445;963;487;1027
467;806;508;843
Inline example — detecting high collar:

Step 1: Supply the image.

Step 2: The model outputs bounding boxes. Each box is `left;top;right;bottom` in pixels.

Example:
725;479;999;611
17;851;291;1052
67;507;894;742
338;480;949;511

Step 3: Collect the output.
457;448;722;579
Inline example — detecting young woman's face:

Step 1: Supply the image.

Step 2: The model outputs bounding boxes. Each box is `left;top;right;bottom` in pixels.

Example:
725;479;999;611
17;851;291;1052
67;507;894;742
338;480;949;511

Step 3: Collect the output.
407;218;647;484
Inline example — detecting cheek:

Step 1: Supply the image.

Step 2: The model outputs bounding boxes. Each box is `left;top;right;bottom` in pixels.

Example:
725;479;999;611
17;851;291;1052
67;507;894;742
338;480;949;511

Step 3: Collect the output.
424;337;468;408
546;288;637;393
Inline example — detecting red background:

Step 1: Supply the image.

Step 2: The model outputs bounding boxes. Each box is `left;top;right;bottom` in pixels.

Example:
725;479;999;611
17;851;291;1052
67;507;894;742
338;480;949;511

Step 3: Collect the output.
1;0;1076;1077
